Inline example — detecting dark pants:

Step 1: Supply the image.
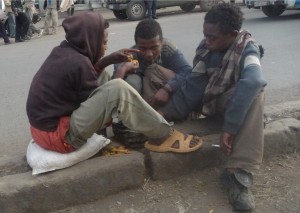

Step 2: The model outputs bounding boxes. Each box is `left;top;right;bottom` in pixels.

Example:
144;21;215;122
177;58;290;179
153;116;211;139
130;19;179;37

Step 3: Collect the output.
7;12;16;37
146;0;157;18
0;21;10;43
67;5;75;16
15;12;29;39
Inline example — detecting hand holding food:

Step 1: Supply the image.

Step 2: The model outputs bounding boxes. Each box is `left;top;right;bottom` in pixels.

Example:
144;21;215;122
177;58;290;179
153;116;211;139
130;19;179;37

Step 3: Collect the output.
128;54;139;66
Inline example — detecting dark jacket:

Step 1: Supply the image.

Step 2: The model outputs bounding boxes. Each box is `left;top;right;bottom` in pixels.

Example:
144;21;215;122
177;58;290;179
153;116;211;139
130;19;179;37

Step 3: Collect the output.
26;12;106;131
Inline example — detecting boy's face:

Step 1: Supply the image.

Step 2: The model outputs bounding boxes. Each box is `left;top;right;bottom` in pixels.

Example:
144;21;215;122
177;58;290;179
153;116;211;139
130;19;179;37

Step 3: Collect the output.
98;30;108;59
203;22;237;52
135;35;162;64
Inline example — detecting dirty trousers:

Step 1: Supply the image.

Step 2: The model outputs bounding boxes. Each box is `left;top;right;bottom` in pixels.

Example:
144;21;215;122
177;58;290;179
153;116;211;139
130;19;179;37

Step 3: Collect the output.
225;91;265;171
66;79;171;148
125;64;173;102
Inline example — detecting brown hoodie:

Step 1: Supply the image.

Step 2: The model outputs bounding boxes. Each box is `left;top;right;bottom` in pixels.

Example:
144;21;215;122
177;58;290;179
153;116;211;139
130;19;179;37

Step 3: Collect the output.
26;12;105;131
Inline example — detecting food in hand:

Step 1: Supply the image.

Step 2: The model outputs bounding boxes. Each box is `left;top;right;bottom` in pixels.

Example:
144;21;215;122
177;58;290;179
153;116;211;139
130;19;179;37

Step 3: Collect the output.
131;60;139;66
128;54;139;66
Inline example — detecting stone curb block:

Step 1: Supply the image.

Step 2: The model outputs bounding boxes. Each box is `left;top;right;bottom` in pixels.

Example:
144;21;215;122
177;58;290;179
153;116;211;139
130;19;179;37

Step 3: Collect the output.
147;118;300;180
264;118;300;158
0;152;145;213
145;134;225;180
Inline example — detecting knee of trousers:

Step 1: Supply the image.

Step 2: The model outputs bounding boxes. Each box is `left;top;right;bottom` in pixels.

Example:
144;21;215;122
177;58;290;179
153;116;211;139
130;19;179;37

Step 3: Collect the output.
109;78;134;91
124;74;142;93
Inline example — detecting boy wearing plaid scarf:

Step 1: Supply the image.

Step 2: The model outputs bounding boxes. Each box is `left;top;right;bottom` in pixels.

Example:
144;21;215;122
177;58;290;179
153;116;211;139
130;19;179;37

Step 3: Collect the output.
158;3;267;211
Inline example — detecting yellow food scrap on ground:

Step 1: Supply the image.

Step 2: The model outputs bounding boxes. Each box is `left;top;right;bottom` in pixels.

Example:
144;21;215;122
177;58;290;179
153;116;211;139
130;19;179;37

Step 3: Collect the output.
101;145;130;156
209;210;214;213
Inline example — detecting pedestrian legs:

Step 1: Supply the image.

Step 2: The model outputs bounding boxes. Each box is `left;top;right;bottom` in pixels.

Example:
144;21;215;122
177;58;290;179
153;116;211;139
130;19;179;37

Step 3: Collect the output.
26;9;41;36
15;12;29;40
44;8;58;34
0;21;10;44
7;12;16;37
146;0;154;18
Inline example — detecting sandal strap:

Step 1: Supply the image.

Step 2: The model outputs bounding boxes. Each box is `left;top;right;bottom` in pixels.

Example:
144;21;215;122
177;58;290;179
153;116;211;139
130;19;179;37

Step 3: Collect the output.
161;130;194;150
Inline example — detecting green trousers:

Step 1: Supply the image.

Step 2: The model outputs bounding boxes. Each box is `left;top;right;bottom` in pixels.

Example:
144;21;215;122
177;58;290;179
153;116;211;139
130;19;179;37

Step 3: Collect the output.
66;77;171;149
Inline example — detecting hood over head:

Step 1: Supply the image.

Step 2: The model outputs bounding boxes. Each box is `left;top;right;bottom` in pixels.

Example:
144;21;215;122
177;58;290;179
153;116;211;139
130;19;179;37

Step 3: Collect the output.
62;12;105;64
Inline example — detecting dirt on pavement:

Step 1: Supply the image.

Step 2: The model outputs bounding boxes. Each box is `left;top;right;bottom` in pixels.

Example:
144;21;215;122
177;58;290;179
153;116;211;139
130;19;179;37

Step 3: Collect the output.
55;152;300;213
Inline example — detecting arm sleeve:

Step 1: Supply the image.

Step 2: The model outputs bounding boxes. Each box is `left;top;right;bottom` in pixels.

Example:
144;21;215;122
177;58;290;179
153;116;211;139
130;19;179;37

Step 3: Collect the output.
165;49;192;92
161;68;209;121
67;57;99;103
223;43;267;134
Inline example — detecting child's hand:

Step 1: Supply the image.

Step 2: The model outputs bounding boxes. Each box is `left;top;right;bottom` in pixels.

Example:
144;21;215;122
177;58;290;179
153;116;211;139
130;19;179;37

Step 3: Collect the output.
108;48;139;64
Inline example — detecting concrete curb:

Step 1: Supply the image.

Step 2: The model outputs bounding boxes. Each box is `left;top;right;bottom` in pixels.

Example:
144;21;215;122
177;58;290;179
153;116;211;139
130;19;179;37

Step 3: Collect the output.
0;102;299;212
147;117;300;180
0;152;145;213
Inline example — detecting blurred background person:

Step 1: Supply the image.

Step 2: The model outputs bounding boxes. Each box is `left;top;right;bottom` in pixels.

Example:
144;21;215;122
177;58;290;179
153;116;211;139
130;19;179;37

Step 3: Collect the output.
0;17;11;44
146;0;158;19
4;0;16;38
25;0;43;38
43;0;59;35
60;0;75;16
11;0;30;42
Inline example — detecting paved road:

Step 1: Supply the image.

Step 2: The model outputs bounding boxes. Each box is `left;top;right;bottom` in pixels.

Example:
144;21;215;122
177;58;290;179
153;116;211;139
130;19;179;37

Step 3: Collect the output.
0;6;299;157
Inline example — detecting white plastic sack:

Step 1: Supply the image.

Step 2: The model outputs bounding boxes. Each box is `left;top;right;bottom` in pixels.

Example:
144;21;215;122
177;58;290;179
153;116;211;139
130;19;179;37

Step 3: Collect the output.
26;133;111;175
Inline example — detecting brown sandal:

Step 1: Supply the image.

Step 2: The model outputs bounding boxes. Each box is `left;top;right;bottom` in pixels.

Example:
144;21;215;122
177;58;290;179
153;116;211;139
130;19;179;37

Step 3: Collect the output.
144;130;203;153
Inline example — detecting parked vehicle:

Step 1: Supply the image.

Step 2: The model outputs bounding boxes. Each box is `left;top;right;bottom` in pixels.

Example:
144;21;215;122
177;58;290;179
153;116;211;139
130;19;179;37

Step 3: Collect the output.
102;0;202;21
246;0;300;17
199;0;235;11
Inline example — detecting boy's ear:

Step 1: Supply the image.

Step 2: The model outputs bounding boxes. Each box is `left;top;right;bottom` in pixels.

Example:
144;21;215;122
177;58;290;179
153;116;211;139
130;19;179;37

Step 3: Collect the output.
231;30;239;37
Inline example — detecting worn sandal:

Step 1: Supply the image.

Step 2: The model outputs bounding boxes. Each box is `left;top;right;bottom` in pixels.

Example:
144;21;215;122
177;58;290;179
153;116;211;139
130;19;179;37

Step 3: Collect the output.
144;130;203;153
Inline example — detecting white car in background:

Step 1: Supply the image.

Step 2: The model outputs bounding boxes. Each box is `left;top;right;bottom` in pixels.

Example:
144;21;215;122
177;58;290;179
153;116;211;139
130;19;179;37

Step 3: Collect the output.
103;0;245;21
246;0;300;17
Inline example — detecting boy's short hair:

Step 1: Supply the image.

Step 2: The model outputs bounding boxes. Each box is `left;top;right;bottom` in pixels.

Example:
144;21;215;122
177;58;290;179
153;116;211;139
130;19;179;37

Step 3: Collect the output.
134;19;163;42
204;3;244;34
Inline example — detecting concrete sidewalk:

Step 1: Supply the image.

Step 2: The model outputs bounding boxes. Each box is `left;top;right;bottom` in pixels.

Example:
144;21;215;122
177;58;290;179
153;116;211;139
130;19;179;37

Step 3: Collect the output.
0;101;299;212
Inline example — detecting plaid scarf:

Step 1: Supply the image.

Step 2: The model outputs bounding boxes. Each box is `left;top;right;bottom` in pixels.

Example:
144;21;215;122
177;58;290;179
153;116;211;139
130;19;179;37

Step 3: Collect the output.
193;30;255;116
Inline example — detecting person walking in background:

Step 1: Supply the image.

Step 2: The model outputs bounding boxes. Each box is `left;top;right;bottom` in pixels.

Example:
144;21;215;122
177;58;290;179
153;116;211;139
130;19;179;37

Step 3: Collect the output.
43;0;59;35
60;0;75;16
25;0;43;38
4;0;16;38
0;20;11;44
11;0;30;42
146;0;158;19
